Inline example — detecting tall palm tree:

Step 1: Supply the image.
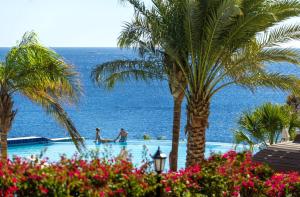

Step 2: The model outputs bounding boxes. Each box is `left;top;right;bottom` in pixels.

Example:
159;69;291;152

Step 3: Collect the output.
234;103;300;152
166;0;300;167
0;32;84;160
92;0;188;171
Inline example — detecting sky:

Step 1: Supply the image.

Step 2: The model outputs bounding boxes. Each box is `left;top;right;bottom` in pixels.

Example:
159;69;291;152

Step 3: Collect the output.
0;0;299;47
0;0;134;47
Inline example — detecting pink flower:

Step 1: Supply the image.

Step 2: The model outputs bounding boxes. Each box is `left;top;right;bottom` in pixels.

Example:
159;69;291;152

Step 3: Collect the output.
165;187;171;193
232;191;239;197
222;150;237;160
99;191;105;197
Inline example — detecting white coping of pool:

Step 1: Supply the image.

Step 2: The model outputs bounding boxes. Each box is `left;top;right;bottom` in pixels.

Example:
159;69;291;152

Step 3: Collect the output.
51;137;86;142
8;136;43;140
7;136;86;144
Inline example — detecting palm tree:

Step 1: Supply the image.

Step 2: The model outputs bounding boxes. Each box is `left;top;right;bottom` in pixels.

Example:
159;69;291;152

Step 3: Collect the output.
234;103;300;151
164;0;300;167
0;32;84;160
92;0;188;171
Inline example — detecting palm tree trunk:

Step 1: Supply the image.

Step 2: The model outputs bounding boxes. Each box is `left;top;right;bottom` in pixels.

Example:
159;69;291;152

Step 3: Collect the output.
0;91;15;161
169;92;184;171
186;100;210;167
165;56;186;171
0;132;8;161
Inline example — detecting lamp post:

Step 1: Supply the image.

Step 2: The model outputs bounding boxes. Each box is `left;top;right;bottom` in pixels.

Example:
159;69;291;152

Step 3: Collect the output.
152;147;167;197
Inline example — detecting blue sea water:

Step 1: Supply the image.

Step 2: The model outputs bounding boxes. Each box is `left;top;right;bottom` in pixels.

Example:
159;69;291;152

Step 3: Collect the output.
0;47;298;143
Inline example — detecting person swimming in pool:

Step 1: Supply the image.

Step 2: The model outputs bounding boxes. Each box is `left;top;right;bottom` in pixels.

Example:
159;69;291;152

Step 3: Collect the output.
114;128;128;143
95;128;114;143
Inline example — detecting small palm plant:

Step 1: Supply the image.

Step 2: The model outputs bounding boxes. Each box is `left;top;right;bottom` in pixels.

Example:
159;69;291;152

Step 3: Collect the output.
234;103;300;151
0;32;84;160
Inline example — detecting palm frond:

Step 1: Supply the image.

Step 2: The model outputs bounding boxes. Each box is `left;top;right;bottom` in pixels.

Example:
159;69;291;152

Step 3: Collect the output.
267;0;300;21
233;130;255;152
0;63;5;83
257;48;300;65
236;71;300;94
118;19;152;50
259;24;300;47
119;0;148;16
18;31;39;46
91;59;165;90
22;89;85;152
5;35;82;103
200;0;241;57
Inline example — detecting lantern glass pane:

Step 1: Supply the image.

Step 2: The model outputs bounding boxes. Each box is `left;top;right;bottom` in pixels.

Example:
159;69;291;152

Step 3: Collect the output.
161;158;166;172
155;159;161;172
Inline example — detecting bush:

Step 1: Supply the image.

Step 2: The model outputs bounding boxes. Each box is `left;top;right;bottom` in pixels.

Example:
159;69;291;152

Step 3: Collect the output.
143;134;151;140
162;151;300;197
0;156;157;197
0;151;300;196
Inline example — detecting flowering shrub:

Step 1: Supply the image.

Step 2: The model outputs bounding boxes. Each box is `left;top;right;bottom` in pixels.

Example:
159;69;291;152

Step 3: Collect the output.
0;156;157;197
0;151;300;196
162;151;300;197
264;172;300;197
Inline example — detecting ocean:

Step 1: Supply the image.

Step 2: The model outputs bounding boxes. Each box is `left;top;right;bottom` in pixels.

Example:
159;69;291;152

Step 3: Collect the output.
0;47;297;143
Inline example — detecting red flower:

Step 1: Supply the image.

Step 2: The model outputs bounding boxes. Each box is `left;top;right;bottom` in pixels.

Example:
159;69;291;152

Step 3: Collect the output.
7;185;18;194
12;177;17;183
39;186;48;194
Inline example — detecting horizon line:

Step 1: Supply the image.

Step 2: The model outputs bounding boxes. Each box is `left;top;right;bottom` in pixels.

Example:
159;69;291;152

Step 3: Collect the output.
1;46;299;50
0;46;299;49
0;46;123;48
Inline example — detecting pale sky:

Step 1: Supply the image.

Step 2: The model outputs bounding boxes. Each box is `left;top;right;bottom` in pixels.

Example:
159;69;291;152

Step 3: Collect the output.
0;0;300;47
0;0;134;47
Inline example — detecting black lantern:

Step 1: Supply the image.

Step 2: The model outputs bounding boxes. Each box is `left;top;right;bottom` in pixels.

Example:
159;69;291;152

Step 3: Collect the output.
152;146;167;174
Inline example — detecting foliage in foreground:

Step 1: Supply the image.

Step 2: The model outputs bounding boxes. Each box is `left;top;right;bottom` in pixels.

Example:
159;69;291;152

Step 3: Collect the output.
0;151;300;197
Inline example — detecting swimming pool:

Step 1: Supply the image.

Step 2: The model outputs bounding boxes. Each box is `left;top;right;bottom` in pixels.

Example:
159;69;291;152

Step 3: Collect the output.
8;140;247;169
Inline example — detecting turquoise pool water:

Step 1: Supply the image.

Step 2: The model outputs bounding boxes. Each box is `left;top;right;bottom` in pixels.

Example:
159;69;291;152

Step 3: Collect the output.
8;140;247;169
